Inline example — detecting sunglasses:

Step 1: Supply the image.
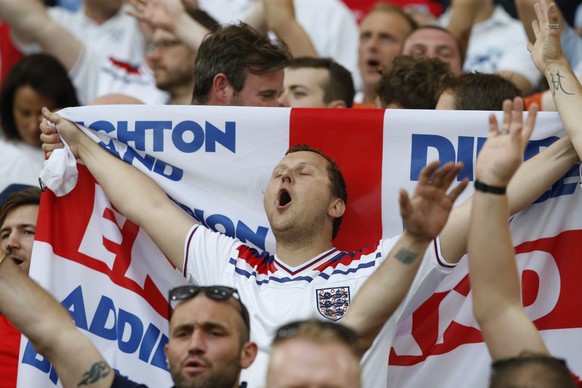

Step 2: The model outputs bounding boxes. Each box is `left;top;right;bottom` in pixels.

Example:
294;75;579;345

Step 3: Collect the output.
168;285;250;330
275;319;358;344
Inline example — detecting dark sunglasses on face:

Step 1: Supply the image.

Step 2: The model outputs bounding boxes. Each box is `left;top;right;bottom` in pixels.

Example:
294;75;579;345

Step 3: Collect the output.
168;285;250;331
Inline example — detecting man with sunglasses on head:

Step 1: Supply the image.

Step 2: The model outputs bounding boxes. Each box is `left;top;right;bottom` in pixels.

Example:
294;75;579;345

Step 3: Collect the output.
165;285;257;388
0;257;258;388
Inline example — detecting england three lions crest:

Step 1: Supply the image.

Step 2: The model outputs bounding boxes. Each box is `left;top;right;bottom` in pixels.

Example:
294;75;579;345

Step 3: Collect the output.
316;287;350;321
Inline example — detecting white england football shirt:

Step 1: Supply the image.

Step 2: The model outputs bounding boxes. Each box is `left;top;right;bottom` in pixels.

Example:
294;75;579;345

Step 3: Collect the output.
183;224;455;388
70;48;168;105
14;5;145;64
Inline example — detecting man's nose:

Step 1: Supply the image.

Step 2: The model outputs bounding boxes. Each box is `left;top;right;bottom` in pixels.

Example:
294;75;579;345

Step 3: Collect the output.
3;232;19;252
281;171;292;183
187;331;207;354
278;93;290;107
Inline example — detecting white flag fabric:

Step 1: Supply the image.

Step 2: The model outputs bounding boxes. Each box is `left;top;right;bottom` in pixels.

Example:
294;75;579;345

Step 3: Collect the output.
17;106;582;387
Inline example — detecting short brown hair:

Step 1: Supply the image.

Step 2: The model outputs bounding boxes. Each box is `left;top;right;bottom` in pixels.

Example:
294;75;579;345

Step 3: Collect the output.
289;57;355;108
403;25;466;65
272;319;360;358
439;72;522;111
192;23;291;104
490;352;576;388
0;188;41;228
377;55;454;109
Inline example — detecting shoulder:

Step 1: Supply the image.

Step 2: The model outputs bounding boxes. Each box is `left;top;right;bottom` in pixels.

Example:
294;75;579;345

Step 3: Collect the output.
47;6;78;21
111;372;149;388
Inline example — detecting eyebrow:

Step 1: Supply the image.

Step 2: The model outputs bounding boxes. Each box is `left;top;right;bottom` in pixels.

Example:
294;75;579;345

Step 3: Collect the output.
284;161;319;172
0;224;36;232
172;321;229;333
202;321;228;331
287;84;309;91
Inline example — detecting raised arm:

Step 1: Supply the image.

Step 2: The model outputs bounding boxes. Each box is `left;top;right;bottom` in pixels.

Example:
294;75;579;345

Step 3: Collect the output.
262;0;318;58
343;161;467;355
439;97;578;262
40;108;193;271
528;1;582;157
126;0;210;52
0;0;82;71
445;0;479;67
468;100;548;359
0;254;114;387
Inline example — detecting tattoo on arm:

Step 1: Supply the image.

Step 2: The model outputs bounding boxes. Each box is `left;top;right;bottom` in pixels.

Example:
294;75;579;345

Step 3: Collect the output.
394;248;419;265
550;70;574;96
78;361;111;386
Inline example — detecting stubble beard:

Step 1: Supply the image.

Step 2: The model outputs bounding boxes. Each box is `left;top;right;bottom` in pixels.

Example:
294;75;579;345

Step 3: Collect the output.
272;212;322;247
170;357;241;388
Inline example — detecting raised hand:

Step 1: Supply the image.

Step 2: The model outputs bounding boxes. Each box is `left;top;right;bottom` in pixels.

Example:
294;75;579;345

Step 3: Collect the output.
126;0;185;33
40;107;82;159
475;97;538;187
400;161;468;243
527;0;565;74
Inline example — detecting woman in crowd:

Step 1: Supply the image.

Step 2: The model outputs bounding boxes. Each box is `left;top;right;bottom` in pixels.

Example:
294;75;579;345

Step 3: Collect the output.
0;53;79;191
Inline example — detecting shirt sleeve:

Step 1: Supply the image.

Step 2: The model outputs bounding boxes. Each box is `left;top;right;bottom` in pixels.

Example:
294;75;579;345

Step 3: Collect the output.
182;224;242;287
380;235;457;323
561;25;582;73
111;372;149;388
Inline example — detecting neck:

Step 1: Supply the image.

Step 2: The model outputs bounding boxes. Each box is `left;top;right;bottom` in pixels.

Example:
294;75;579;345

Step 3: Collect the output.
84;4;116;25
362;86;377;105
275;235;334;267
169;83;195;105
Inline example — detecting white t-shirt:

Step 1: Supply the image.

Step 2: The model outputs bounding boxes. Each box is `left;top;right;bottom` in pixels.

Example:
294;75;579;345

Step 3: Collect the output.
15;5;145;65
561;25;582;76
197;0;361;90
70;47;168;105
0;140;44;192
441;5;542;88
183;224;455;388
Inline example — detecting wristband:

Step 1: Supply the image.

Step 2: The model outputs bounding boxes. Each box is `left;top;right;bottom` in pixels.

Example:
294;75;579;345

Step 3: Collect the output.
474;179;506;195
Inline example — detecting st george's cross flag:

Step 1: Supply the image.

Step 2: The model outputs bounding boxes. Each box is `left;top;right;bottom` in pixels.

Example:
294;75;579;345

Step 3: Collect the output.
17;105;582;387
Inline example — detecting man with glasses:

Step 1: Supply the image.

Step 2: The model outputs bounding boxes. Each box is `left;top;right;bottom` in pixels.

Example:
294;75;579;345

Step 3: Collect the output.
0;258;258;388
143;8;218;106
0;0;219;105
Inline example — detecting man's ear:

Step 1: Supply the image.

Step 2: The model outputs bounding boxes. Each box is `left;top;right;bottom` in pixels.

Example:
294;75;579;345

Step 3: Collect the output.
211;73;231;104
326;99;347;108
328;198;346;219
240;342;258;369
164;343;170;368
